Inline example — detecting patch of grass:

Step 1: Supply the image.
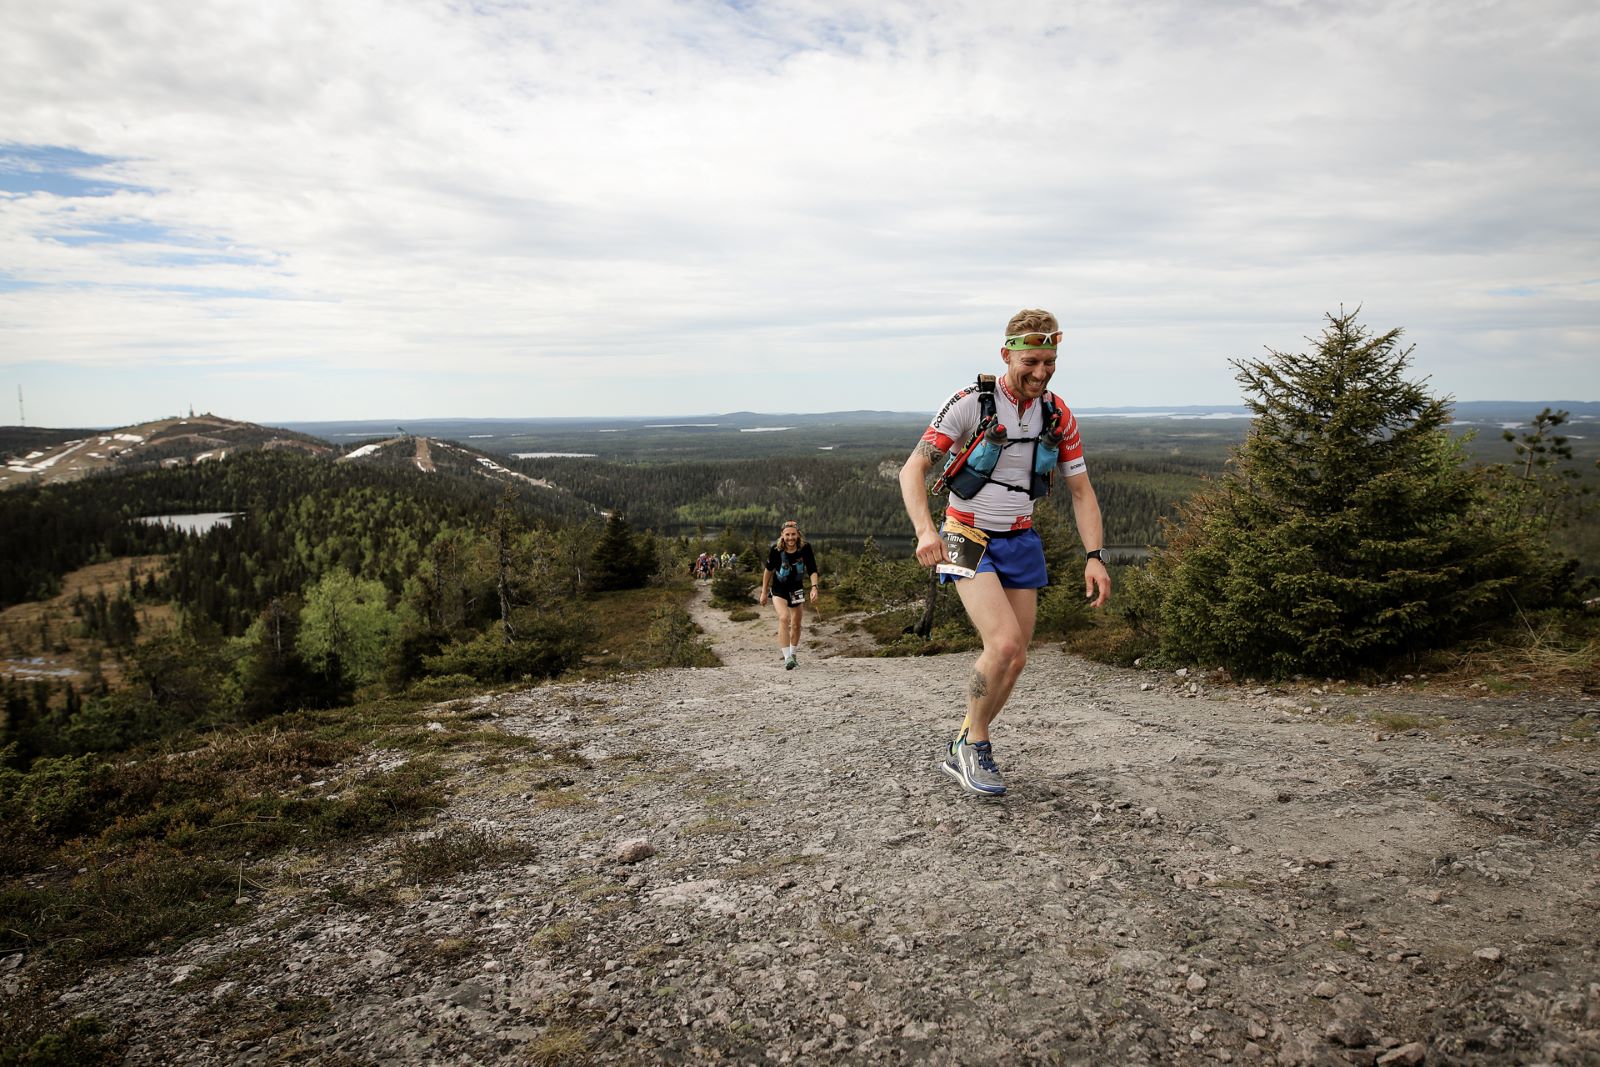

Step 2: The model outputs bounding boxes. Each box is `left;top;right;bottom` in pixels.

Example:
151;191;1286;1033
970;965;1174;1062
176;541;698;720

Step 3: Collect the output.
1;720;449;968
855;603;982;657
1566;716;1596;740
0;847;247;965
1480;675;1525;694
727;609;760;622
176;944;277;991
1059;614;1147;667
1424;612;1599;692
1367;711;1443;732
529;920;576;952
528;1025;590;1066
412;935;479;963
564;587;683;677
223;995;334;1047
593;897;636;918
561;872;626;904
0;992;123;1067
404;674;488;701
392;826;534;885
324;879;402;911
723;852;819;880
534;788;588;810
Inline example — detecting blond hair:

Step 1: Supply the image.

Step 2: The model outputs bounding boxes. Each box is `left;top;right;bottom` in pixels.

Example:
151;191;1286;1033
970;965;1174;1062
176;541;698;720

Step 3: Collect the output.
775;520;807;549
1006;308;1059;336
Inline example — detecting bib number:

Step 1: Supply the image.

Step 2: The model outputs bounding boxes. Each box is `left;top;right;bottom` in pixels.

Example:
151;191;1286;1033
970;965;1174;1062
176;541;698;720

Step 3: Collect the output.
936;519;990;579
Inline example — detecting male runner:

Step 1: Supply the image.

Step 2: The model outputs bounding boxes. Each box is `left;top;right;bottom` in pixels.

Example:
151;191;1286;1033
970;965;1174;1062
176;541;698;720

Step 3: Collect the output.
898;308;1112;796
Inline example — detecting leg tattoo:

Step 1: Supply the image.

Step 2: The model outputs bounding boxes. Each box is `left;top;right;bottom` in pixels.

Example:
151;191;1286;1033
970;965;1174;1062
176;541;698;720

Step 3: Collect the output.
967;668;989;701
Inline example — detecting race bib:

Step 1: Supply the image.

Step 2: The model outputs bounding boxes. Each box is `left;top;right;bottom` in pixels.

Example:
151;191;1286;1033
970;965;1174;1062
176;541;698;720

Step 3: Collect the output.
785;588;806;606
936;519;990;579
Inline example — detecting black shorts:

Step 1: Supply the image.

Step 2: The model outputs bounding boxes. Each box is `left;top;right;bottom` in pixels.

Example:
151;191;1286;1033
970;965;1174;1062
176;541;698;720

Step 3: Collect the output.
772;587;806;606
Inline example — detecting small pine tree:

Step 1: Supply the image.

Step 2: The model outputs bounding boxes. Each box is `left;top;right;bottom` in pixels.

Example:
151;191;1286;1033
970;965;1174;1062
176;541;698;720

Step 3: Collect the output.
1487;407;1594;534
590;513;653;591
1139;309;1536;677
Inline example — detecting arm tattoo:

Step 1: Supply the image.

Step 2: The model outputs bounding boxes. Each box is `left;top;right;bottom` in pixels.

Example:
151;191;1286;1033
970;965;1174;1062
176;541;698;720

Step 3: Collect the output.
914;440;946;466
967;668;989;700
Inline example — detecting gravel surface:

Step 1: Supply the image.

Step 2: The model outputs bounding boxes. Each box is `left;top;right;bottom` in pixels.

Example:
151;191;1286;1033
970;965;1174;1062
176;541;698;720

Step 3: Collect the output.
41;587;1600;1065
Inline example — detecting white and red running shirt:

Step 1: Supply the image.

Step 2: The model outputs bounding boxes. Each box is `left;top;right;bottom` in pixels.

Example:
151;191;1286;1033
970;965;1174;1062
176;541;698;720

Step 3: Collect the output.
921;376;1086;531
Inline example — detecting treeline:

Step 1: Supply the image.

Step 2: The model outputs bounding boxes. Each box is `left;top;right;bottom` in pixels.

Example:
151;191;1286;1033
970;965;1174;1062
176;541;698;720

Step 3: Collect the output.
3;442;1218;618
0;485;187;606
511;452;1215;546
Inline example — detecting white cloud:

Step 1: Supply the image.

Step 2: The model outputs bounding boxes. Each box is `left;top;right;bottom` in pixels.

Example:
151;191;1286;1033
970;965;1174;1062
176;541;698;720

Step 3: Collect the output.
1;0;1596;425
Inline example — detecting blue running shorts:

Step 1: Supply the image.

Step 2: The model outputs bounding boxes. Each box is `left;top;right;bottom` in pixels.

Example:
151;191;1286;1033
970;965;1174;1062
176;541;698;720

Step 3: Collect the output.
941;527;1048;589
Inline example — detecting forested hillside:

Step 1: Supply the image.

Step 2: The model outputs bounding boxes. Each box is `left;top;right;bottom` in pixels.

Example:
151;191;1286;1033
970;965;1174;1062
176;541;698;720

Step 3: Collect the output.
514;451;1214;548
0;451;558;612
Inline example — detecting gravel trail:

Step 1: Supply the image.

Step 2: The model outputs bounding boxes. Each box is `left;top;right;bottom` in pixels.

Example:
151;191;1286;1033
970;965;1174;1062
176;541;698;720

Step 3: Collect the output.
55;586;1600;1065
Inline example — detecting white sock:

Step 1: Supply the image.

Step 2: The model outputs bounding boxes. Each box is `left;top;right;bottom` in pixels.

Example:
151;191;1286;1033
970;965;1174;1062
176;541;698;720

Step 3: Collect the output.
782;646;793;659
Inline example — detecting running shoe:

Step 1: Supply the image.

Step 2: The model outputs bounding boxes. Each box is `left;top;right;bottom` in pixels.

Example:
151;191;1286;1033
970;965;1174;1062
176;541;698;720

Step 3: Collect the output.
939;737;1006;796
784;654;797;670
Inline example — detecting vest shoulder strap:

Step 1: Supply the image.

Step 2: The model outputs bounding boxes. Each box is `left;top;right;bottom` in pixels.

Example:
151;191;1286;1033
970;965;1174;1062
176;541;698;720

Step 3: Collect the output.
975;374;996;421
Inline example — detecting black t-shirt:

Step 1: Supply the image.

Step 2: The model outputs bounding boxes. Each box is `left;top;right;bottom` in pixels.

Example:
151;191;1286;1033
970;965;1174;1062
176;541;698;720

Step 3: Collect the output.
765;543;817;593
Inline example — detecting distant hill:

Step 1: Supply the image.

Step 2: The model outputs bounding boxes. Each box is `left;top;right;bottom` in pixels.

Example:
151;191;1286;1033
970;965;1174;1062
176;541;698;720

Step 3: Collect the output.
0;414;332;490
332;432;568;497
6;399;1592;493
1443;400;1600;427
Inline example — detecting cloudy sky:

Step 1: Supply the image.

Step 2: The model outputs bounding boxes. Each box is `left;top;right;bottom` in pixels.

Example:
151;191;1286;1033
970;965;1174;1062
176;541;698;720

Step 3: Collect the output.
1;0;1595;427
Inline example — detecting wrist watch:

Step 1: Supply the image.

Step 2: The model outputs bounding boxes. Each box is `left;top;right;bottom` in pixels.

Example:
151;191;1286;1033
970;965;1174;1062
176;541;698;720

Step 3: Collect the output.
1085;548;1108;563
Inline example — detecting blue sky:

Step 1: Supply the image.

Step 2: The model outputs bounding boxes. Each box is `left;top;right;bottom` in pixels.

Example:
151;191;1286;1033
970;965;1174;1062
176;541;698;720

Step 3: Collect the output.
1;0;1596;427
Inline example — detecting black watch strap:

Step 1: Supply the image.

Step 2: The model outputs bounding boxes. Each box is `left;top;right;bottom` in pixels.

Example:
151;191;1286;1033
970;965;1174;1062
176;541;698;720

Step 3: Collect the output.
1085;548;1108;563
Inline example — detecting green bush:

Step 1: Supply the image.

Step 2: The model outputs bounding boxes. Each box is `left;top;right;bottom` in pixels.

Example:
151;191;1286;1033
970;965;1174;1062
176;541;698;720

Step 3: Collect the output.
422;617;586;683
831;536;928;609
0;1012;122;1067
644;601;718;668
710;565;754;606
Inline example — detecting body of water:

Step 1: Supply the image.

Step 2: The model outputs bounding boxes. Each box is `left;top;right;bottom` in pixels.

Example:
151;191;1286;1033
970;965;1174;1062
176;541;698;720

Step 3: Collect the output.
136;512;238;535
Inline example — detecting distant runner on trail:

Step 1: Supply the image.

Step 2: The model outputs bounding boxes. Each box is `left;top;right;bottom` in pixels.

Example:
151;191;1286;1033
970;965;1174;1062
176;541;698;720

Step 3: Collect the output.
898;308;1112;796
759;520;820;670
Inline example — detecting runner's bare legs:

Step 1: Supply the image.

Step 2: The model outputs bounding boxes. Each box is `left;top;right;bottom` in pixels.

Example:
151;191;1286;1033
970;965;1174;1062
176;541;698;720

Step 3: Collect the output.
771;598;803;651
953;576;1037;742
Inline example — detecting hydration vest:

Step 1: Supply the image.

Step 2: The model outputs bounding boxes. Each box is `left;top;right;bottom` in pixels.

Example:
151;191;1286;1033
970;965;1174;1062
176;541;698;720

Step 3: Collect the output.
934;375;1064;501
771;545;808;583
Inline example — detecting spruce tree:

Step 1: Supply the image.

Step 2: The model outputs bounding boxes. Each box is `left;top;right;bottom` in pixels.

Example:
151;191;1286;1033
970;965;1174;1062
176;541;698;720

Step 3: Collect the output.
1142;309;1534;677
590;513;651;591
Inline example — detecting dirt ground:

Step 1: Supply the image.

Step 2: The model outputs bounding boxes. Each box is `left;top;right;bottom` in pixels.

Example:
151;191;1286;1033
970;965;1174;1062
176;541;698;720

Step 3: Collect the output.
41;585;1600;1065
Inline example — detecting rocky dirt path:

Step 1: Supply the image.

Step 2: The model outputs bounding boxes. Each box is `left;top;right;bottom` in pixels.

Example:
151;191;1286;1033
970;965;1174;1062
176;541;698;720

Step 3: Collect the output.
62;588;1600;1065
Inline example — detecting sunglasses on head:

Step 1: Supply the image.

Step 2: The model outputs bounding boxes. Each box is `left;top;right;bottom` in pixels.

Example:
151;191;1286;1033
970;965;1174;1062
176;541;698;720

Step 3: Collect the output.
1004;330;1063;350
